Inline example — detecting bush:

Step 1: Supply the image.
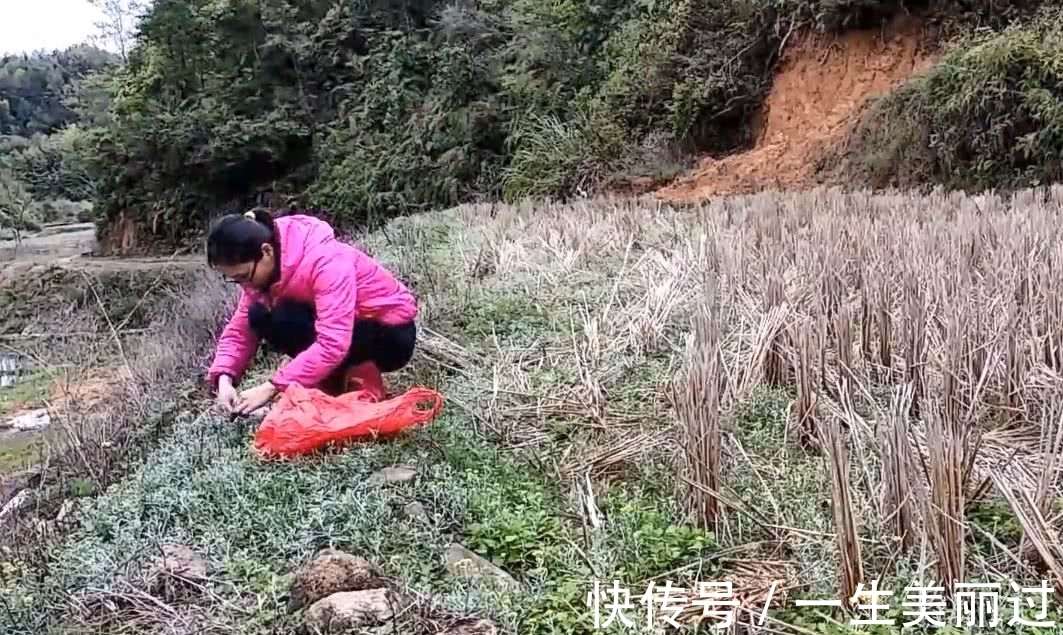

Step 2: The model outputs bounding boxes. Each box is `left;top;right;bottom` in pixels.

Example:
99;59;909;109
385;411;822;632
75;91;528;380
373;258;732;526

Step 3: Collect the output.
69;0;1055;251
827;6;1063;190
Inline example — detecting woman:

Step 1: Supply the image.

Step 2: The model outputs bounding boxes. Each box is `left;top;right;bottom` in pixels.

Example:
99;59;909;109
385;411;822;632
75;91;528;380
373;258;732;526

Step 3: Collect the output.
205;207;418;415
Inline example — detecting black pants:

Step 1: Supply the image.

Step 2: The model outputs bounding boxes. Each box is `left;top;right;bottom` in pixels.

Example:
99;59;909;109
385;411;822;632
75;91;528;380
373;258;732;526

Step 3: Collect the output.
248;301;416;373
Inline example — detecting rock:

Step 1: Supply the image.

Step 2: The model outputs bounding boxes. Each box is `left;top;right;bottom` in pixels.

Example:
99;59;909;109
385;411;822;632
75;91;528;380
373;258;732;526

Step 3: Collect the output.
368;465;417;486
441;619;499;635
288;548;380;612
304;588;395;634
0;489;31;523
149;544;209;581
0;467;41;507
144;544;209;599
55;499;76;526
444;543;519;591
6;409;50;431
403;501;428;523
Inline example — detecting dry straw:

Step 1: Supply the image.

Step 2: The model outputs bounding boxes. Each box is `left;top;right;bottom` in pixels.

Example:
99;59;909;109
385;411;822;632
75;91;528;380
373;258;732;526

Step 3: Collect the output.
440;186;1063;612
669;294;725;531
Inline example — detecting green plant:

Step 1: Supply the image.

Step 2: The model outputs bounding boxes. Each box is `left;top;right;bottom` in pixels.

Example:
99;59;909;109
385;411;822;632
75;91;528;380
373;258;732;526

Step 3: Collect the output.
968;498;1023;553
465;477;566;574
602;485;715;582
830;6;1063;191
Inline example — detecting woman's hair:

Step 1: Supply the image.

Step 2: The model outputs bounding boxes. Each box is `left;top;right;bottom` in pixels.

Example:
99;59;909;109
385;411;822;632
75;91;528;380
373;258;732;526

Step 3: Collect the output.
206;207;279;267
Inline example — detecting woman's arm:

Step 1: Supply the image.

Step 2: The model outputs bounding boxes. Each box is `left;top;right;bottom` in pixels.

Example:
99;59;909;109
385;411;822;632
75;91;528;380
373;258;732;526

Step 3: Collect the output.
206;289;260;389
270;259;356;391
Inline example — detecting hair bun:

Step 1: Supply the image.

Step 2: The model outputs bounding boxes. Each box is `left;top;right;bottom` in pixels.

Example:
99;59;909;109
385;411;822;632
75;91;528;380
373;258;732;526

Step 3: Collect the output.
244;210;256;220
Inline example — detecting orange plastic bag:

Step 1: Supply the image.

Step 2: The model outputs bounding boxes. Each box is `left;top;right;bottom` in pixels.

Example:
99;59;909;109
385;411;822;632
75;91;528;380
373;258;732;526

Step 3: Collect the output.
253;383;443;458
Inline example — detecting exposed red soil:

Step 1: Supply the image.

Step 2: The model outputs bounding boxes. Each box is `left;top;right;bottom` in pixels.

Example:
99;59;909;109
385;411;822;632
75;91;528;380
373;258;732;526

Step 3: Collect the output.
655;18;936;202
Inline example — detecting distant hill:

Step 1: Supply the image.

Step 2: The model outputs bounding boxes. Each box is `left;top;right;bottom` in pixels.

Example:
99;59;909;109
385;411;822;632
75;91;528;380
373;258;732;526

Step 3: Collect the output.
0;45;119;139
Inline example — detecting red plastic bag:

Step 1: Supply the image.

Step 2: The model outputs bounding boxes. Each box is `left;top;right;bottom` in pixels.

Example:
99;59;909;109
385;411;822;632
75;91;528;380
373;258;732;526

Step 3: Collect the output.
253;383;443;458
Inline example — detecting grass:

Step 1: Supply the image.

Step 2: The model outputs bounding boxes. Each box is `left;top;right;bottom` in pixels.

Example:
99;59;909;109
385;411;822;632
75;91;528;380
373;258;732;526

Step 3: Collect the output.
0;369;52;414
0;433;43;474
7;188;1063;633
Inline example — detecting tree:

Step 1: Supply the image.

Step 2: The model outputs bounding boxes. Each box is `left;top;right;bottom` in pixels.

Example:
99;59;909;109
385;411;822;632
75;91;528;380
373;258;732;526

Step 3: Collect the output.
90;0;144;62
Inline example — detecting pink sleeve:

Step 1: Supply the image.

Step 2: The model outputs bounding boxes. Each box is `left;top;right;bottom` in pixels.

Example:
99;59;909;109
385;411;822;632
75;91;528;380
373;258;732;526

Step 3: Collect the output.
206;289;259;388
270;260;356;391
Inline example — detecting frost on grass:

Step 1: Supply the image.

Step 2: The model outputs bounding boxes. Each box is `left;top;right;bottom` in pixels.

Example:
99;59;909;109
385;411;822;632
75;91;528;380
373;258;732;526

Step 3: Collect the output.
12;186;1063;634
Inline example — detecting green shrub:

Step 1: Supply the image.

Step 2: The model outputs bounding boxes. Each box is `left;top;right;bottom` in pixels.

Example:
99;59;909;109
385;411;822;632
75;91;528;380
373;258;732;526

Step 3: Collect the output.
829;7;1063;190
62;0;1057;250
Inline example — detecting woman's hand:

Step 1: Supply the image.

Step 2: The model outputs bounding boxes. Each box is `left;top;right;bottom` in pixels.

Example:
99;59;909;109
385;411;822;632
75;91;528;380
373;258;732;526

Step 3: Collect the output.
216;375;239;412
234;381;278;415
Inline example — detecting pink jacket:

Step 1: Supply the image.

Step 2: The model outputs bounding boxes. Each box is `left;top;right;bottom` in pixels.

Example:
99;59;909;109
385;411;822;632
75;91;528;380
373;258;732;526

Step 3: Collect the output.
206;214;417;391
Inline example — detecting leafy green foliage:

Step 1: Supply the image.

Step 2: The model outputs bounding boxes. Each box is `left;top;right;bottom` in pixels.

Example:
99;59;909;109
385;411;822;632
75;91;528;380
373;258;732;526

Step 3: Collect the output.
0;46;117;230
69;0;1053;253
0;46;118;138
828;6;1063;190
600;485;715;583
0;167;40;231
969;498;1023;552
465;474;565;573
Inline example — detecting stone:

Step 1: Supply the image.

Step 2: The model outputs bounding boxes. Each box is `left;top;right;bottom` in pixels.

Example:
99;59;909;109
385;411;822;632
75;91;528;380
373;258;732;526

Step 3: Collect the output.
54;499;77;526
143;544;210;599
444;543;519;591
368;465;417;486
403;501;429;523
6;409;50;431
0;489;30;523
440;619;499;635
288;548;380;612
304;588;395;634
148;544;209;581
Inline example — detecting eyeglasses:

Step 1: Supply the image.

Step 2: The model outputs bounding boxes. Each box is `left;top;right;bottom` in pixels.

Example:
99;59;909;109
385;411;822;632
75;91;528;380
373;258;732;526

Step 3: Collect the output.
223;258;259;285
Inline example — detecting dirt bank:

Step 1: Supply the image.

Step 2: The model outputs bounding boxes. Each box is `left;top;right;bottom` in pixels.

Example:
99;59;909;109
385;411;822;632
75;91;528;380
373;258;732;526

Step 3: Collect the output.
655;18;936;202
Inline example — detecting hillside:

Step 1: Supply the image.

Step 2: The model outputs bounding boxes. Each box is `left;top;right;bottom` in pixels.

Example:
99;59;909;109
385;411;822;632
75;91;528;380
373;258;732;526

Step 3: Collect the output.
656;17;933;201
22;0;1052;255
4;189;1063;634
4;2;1063;634
0;45;119;232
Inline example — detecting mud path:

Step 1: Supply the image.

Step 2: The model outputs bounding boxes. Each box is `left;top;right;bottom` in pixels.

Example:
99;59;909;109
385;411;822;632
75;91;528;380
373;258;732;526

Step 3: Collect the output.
0;222;199;277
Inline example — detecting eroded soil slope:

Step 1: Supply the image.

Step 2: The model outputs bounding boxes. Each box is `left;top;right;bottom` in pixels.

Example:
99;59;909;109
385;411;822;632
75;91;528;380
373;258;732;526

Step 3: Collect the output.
656;18;935;201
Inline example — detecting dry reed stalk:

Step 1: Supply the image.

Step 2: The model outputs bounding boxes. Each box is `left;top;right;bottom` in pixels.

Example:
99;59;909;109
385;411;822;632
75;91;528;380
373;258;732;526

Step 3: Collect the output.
1034;398;1063;516
1041;269;1063;371
792;319;819;452
1005;297;1026;426
860;281;874;380
820;268;842;341
879;384;917;553
904;278;926;420
558;430;665;481
653;558;796;628
835;302;853;380
992;471;1063;594
923;403;968;596
820;413;863;607
764;270;789;386
669;301;723;531
818;312;831;399
877;278;893;383
1019;398;1063;568
922;308;983;597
